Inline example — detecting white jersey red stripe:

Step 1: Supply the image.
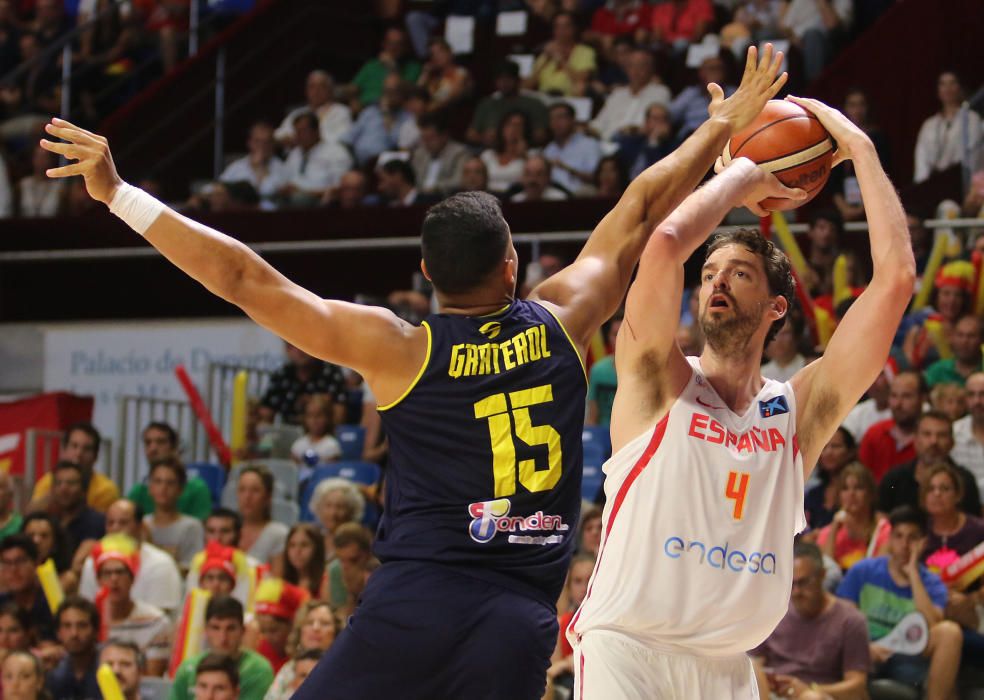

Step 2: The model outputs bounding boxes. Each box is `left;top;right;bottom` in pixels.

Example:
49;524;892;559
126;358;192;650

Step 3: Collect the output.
569;357;805;657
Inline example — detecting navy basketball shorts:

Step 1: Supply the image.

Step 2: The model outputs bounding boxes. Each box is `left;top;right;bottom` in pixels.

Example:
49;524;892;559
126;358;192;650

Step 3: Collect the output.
292;560;558;700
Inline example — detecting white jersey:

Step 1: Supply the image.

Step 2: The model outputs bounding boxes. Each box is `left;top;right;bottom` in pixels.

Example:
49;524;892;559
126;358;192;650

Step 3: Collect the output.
569;357;806;657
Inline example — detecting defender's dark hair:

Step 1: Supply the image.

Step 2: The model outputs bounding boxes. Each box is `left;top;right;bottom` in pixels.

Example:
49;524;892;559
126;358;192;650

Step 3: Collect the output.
705;228;795;344
421;192;510;295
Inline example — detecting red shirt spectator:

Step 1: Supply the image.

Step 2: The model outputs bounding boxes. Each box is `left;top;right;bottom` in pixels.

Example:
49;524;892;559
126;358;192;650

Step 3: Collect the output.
859;418;916;482
650;0;714;44
590;0;651;37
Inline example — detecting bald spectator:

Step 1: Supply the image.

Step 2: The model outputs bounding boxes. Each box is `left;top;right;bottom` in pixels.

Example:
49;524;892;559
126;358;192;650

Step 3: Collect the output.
925;315;983;388
467;60;548;149
543;102;601;196
30;423;119;513
275;70;352;147
952;372;984;493
219;123;288;211
78;500;183;614
409;112;469;196
279;112;353;208
0;472;22;539
344;74;414;166
351;27;421;106
459;156;489;193
590;49;670;142
878;411;982;516
859;370;925;482
377;159;425;207
669;56;736;138
510;156;568;202
322;170;374;209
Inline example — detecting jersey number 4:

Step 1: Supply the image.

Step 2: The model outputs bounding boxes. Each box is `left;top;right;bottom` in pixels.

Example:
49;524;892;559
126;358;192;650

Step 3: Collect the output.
474;384;562;498
725;471;750;520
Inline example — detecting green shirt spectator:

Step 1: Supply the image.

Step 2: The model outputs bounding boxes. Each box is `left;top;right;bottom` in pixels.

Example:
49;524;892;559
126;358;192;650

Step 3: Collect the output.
127;476;213;521
171;649;273;700
587;356;618;427
468;61;549;147
352;27;421;105
924;358;967;387
0;513;22;539
924;315;983;388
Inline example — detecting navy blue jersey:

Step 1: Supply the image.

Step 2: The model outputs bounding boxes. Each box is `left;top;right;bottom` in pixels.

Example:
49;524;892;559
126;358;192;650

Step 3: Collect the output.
376;299;587;606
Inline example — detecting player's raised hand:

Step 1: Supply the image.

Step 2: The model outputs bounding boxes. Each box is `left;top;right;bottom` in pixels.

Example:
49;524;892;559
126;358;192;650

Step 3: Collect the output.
708;43;787;133
39;118;123;204
726;156;806;217
785;96;872;167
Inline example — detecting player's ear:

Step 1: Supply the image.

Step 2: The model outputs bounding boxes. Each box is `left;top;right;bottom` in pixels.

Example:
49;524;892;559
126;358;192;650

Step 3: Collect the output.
420;259;432;282
771;295;788;320
504;255;517;286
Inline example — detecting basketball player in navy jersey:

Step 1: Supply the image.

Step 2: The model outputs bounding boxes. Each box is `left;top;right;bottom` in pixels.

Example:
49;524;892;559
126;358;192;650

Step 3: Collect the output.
43;46;798;699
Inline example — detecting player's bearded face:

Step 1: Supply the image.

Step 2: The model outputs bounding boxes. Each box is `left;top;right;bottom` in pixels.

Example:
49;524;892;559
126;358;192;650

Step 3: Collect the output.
699;291;767;357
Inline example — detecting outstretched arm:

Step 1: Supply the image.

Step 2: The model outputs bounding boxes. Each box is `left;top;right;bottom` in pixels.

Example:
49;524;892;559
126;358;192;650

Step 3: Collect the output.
529;44;789;351
790;97;916;473
40;120;423;401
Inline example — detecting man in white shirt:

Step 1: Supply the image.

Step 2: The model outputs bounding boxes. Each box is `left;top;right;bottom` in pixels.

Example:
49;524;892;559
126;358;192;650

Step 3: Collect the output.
280;113;353;208
544;102;602;195
275;70;352;147
913;71;983;184
78;499;182;613
951;371;984;493
219;122;287;210
591;48;671;142
780;0;852;81
760;315;806;382
510;155;568;202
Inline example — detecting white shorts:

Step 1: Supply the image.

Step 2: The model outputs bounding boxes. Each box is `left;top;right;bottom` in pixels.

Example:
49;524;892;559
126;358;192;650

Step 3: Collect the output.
573;630;760;700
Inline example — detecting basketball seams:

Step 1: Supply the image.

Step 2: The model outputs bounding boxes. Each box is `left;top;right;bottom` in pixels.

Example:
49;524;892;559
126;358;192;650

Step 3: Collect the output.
754;138;832;172
730;114;822;159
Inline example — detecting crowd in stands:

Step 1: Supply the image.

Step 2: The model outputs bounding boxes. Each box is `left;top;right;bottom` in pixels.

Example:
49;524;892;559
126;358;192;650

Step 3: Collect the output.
5;0;980;220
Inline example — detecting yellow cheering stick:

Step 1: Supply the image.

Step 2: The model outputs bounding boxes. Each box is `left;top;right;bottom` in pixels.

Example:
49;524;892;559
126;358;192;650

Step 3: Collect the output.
832;254;852;307
230;370;248;464
97;664;124;700
913;232;948;311
814;307;836;349
771;211;809;282
37;559;63;613
924;317;953;360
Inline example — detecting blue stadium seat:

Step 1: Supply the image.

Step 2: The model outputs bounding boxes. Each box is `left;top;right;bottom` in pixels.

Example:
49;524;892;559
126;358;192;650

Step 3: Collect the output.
582;426;612;460
581;457;606;503
300;461;381;521
185;462;226;505
336;424;366;461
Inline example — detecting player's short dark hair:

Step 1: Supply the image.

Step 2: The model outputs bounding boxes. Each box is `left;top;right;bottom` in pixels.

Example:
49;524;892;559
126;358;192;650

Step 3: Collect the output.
0;533;38;562
380;159;415;186
56;595;100;634
888;505;928;535
195;653;239;687
148;458;187;487
205;596;244;624
792;541;824;576
143;421;178;446
421;192;510;295
63;422;101;454
705;228;795;345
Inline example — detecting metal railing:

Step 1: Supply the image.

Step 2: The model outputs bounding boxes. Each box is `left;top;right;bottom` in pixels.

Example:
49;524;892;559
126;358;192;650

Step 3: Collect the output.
203;362;272;458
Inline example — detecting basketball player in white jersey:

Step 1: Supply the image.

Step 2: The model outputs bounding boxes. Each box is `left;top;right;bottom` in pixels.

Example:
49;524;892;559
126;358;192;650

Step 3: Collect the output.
568;96;916;698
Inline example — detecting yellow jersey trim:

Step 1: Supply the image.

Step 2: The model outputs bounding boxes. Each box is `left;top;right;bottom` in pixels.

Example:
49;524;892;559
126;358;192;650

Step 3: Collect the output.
478;303;512;318
534;302;588;384
377;321;433;412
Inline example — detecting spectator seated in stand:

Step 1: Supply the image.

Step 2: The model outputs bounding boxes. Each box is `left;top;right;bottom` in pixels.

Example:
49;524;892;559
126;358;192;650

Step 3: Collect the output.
649;0;714;54
814;463;890;572
925;315;983;389
525;11;596;97
377;158;431;207
479;110;534;196
543;102;601;196
268;648;324;700
40;461;105;559
586;313;621;427
278;111;353;209
720;1;783;56
466;60;548;149
804;427;857;531
235;465;289;565
842;367;892;444
409;111;469;197
585;0;650;60
0;535;55;641
262;601;337;700
99;640;143;700
589;35;634;98
260;341;347;426
127;421;213;521
308;478;364;561
46;596;101;700
21;512;74;593
185;512;256;608
829;88;891;222
545;554;594;698
0;473;22;540
0;31;60;150
416;37;471;112
929;382;966;424
247;579;309;674
279;524;326;600
590;47;670;144
902;261;975;371
801;208;843;298
171;596;274;700
17;144;64;216
219;122;288;211
837;507;964;700
322;523;372;614
614;102;679;180
859;370;925;483
142;459;205;570
91;534;172;676
132;0;188;75
952;372;984;495
290;394;341;469
1;651;47;700
778;0;852;83
913;71;983;185
669;55;735;139
191;653;240;700
510;154;568;202
751;542;869;700
760;314;806;383
350;26;421;107
30;422;119;513
274;70;352;148
458;156;489;193
877;411;982;517
321;169;377;209
343;73;414;167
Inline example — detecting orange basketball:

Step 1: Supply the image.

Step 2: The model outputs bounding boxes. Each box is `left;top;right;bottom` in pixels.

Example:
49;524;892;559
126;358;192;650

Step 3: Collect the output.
721;100;833;211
